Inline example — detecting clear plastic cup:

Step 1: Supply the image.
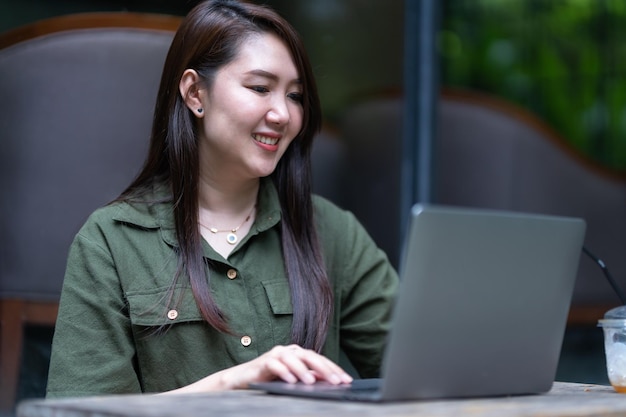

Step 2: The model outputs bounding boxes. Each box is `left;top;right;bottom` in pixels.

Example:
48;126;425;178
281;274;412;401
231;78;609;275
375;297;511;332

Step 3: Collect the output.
598;306;626;393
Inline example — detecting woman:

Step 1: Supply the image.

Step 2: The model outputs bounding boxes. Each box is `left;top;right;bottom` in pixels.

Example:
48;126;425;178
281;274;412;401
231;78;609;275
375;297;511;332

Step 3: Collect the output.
47;0;398;397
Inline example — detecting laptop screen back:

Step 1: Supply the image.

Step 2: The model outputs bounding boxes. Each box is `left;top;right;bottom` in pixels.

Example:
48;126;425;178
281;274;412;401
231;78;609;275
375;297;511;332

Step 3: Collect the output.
381;204;586;400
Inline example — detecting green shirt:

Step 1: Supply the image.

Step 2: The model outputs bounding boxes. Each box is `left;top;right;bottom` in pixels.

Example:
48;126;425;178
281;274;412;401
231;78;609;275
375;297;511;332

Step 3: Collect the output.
47;179;398;398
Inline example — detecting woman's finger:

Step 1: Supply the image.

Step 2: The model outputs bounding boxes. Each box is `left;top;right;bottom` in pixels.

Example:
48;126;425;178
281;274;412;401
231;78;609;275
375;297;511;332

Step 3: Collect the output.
270;345;352;385
296;349;352;384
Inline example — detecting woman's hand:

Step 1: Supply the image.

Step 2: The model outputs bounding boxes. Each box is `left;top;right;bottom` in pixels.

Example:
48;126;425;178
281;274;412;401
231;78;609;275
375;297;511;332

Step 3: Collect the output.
163;344;353;394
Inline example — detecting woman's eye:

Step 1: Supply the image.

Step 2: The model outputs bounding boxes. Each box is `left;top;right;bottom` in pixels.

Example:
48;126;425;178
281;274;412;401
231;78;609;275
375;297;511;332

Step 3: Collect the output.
249;86;269;93
288;92;303;103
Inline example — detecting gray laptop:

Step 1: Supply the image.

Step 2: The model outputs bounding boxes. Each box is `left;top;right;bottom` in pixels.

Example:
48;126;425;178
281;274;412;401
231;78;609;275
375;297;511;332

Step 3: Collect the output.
251;204;586;402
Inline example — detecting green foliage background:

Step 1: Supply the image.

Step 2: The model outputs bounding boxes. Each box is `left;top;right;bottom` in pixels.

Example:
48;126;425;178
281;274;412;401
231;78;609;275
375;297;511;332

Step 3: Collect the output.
440;0;626;173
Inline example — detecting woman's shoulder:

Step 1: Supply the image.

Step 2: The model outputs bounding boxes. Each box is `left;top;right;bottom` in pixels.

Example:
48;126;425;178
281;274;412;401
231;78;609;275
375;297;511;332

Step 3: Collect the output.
311;194;398;293
312;194;354;225
311;194;368;243
79;201;127;229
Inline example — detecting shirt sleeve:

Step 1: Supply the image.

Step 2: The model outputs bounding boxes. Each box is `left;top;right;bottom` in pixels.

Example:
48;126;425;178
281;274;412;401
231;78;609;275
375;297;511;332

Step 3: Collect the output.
314;197;399;378
46;216;141;398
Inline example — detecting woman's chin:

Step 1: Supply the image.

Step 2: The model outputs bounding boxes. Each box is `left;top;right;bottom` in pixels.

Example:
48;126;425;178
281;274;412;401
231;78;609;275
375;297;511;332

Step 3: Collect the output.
247;161;281;178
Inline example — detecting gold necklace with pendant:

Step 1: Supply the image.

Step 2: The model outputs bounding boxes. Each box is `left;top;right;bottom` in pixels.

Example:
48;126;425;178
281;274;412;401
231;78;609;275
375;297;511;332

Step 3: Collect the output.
199;205;256;245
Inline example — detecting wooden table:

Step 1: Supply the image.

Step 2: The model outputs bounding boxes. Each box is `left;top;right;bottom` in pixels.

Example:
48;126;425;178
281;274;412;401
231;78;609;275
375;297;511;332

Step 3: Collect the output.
16;382;626;417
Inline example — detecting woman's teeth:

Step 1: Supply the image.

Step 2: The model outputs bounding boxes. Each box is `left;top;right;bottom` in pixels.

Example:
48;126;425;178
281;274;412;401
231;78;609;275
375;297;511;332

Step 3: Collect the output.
253;134;279;145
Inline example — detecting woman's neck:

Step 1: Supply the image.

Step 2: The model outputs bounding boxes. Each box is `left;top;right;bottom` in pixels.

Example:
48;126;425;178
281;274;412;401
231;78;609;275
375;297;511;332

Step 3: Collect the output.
197;176;259;220
197;177;260;259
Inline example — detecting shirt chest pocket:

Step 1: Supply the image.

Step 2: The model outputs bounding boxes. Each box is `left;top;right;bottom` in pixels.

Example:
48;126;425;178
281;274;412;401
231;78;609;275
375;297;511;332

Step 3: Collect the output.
262;279;293;315
259;279;293;345
126;286;204;327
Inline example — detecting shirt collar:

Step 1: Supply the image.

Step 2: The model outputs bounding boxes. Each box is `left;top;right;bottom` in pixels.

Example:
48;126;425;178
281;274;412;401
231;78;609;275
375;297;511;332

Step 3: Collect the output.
111;177;282;248
254;177;282;233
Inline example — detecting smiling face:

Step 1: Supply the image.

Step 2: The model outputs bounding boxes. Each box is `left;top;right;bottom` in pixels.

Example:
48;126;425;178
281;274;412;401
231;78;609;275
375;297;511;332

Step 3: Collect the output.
183;32;304;185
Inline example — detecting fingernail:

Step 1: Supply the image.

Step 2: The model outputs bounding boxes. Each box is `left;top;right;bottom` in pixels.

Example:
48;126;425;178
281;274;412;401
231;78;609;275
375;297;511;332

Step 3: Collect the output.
329;374;341;384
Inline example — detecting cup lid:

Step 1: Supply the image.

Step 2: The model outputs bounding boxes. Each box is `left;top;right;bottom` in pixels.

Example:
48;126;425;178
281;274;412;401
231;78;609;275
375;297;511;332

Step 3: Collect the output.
598;305;626;327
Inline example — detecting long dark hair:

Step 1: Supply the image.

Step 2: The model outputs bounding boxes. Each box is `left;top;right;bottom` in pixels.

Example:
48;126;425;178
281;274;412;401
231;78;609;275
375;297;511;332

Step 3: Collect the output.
118;0;332;351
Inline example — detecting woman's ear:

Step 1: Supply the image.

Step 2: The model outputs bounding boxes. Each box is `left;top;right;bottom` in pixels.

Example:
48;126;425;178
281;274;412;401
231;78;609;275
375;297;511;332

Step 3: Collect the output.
179;69;205;118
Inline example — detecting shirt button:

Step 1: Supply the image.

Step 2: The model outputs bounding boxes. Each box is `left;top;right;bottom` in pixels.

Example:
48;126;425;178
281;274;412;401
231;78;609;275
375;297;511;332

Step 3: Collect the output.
167;309;178;320
227;269;237;280
241;335;252;347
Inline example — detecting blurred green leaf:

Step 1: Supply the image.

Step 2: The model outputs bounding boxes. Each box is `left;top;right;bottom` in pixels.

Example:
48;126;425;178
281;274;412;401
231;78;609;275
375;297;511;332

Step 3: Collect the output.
441;0;626;172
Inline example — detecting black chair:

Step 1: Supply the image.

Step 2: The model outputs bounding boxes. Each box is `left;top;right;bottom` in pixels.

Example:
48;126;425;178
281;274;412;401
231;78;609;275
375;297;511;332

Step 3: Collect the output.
338;88;626;322
0;12;181;410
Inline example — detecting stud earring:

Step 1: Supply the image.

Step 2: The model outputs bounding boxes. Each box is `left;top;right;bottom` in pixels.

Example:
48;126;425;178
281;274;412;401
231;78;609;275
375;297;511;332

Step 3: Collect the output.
197;108;203;113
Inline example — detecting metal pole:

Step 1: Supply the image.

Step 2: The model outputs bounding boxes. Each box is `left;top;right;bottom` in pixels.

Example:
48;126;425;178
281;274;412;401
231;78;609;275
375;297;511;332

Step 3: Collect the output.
400;0;440;243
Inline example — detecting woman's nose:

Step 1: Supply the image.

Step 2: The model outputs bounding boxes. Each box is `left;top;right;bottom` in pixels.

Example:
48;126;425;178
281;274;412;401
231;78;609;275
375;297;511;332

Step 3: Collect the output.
266;97;290;125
